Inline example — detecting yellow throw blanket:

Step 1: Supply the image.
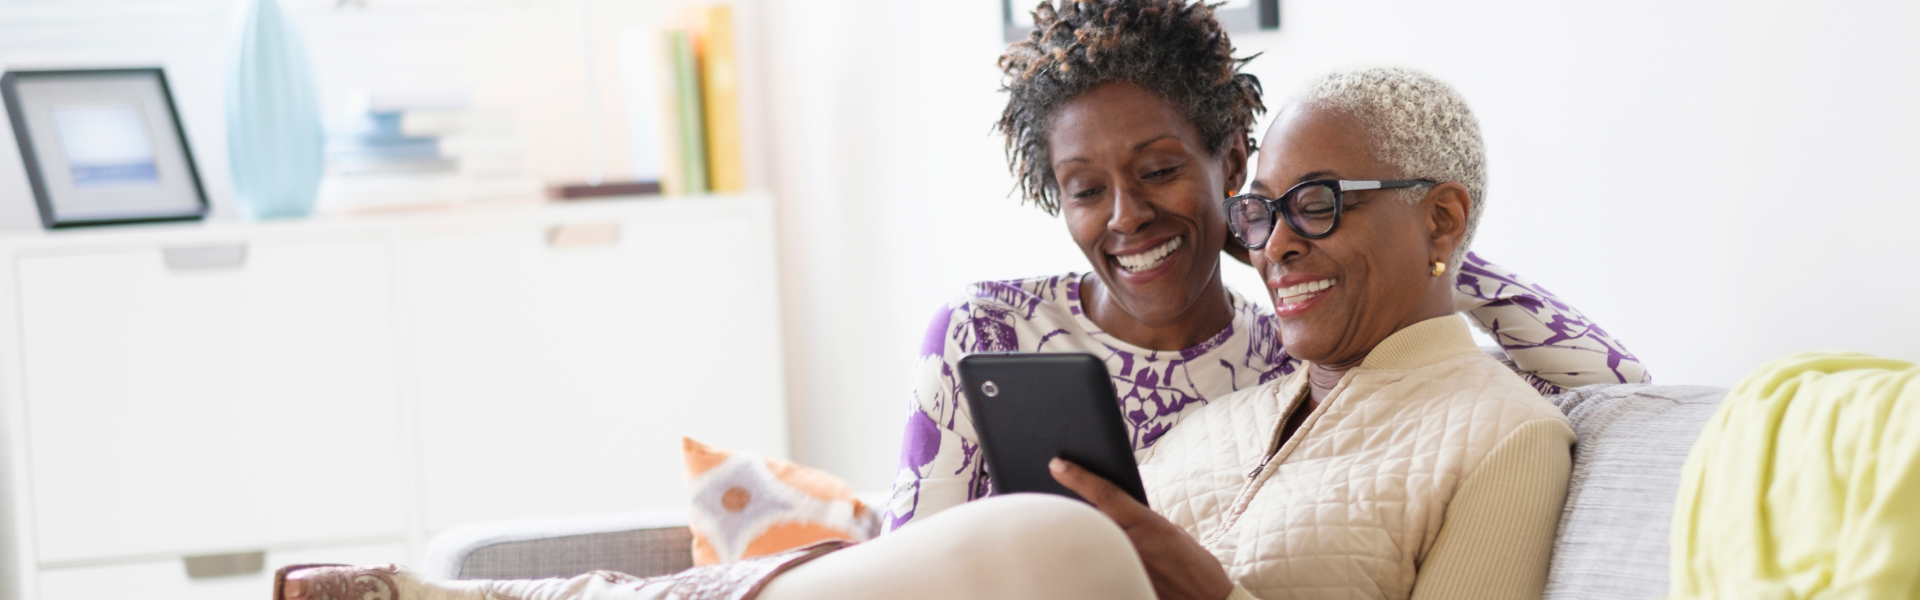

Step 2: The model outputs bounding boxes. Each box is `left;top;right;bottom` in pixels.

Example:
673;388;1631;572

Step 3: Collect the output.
1670;351;1920;599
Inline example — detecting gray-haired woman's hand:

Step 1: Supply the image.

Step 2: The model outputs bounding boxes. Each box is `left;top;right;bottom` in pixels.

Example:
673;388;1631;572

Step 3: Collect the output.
1051;458;1235;600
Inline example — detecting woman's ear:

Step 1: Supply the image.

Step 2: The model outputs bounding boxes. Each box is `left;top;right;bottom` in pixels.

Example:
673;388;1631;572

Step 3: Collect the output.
1424;182;1471;261
1223;137;1250;195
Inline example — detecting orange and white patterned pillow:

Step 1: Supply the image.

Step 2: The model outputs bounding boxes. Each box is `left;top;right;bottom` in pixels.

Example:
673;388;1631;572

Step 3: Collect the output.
682;437;878;565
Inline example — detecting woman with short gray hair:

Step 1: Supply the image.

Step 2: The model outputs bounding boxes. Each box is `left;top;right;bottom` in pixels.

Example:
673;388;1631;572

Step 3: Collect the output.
1111;65;1580;600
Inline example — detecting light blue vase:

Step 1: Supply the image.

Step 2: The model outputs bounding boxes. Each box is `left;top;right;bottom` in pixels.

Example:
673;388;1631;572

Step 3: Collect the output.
226;0;323;219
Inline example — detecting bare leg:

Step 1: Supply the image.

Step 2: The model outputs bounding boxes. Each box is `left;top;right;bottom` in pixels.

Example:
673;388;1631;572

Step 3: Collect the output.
758;494;1154;600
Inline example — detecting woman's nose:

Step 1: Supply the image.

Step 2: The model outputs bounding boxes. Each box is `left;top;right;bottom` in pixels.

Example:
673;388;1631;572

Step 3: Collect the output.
1106;187;1156;234
1261;219;1307;265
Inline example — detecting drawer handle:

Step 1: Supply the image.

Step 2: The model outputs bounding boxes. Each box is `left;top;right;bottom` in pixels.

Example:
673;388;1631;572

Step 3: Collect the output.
163;244;249;270
546;222;621;248
183;551;265;579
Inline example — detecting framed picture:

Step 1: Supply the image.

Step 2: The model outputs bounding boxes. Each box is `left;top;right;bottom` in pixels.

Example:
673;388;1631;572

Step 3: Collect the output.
2;68;209;229
1003;0;1279;43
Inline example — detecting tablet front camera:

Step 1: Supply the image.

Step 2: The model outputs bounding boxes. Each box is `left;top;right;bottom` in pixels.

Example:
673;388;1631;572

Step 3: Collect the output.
981;381;1000;397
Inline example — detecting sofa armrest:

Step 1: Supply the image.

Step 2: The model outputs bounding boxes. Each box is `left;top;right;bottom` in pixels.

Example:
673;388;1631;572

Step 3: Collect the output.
422;509;695;581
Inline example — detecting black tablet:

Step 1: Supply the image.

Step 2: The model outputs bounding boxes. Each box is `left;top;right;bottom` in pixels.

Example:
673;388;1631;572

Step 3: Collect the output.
957;352;1148;506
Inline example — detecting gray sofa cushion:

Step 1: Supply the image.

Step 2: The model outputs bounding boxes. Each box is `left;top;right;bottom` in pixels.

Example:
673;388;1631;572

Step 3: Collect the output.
1542;384;1727;600
422;509;697;581
457;526;695;580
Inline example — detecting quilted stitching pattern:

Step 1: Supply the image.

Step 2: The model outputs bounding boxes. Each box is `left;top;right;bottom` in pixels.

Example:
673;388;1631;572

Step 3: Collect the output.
1142;352;1567;600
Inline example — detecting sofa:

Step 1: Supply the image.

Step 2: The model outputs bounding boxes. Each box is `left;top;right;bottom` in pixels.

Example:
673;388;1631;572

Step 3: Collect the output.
422;383;1728;600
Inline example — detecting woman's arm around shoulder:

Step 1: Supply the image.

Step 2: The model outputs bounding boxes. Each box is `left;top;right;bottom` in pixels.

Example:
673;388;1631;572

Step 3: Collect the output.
1453;252;1651;394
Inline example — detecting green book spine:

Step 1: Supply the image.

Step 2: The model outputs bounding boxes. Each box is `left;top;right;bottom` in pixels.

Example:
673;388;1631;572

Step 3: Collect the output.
654;30;685;195
671;30;708;194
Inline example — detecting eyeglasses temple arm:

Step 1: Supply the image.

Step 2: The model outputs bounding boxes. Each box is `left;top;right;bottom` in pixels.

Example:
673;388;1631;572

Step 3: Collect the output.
1336;179;1440;191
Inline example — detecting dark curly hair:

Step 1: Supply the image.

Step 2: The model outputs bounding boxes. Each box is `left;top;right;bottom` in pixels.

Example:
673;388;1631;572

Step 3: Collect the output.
997;0;1265;215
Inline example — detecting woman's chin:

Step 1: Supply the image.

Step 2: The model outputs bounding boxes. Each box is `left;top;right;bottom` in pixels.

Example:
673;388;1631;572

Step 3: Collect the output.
1098;258;1196;316
1282;339;1339;366
1276;314;1348;365
1097;273;1216;327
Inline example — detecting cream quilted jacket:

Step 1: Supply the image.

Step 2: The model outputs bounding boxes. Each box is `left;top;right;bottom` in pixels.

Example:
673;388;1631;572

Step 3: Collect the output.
1139;316;1574;600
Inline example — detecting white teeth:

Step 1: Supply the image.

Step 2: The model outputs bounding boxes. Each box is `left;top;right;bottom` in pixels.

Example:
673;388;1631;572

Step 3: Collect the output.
1274;278;1335;305
1114;236;1183;273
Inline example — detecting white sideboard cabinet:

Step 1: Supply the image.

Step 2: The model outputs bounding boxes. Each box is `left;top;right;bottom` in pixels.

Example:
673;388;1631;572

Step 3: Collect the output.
0;194;789;600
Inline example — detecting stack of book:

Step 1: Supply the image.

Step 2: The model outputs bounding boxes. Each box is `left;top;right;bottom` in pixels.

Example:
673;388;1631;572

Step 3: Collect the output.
318;92;541;212
653;4;743;196
324;111;455;177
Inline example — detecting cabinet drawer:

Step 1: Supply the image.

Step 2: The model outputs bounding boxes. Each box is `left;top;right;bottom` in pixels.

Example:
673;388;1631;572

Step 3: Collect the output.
36;543;409;600
18;239;408;562
405;210;788;531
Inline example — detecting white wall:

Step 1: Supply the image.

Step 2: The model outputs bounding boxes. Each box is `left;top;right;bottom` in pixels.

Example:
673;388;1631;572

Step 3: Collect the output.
3;0;1916;495
756;0;1920;491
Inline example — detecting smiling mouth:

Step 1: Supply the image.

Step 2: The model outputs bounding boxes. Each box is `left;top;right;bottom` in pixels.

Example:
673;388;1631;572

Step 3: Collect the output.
1274;278;1335;307
1112;236;1183;273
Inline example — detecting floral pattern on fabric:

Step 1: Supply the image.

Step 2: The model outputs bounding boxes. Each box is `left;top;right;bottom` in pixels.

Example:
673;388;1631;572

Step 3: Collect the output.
1454;253;1650;394
884;253;1649;532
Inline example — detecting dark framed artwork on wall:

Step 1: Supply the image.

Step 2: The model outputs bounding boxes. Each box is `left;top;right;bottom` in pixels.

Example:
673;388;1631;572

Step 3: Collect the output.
1;68;209;229
1002;0;1279;42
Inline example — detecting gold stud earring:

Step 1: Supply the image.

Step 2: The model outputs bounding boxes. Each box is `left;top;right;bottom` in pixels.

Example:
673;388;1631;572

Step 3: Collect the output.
1431;261;1447;277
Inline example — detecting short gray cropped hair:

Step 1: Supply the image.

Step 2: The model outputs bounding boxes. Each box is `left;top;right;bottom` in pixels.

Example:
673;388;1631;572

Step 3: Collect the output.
1288;66;1486;268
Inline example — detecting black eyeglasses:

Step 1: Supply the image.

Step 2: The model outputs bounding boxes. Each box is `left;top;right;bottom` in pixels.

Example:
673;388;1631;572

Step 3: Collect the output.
1223;179;1436;248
